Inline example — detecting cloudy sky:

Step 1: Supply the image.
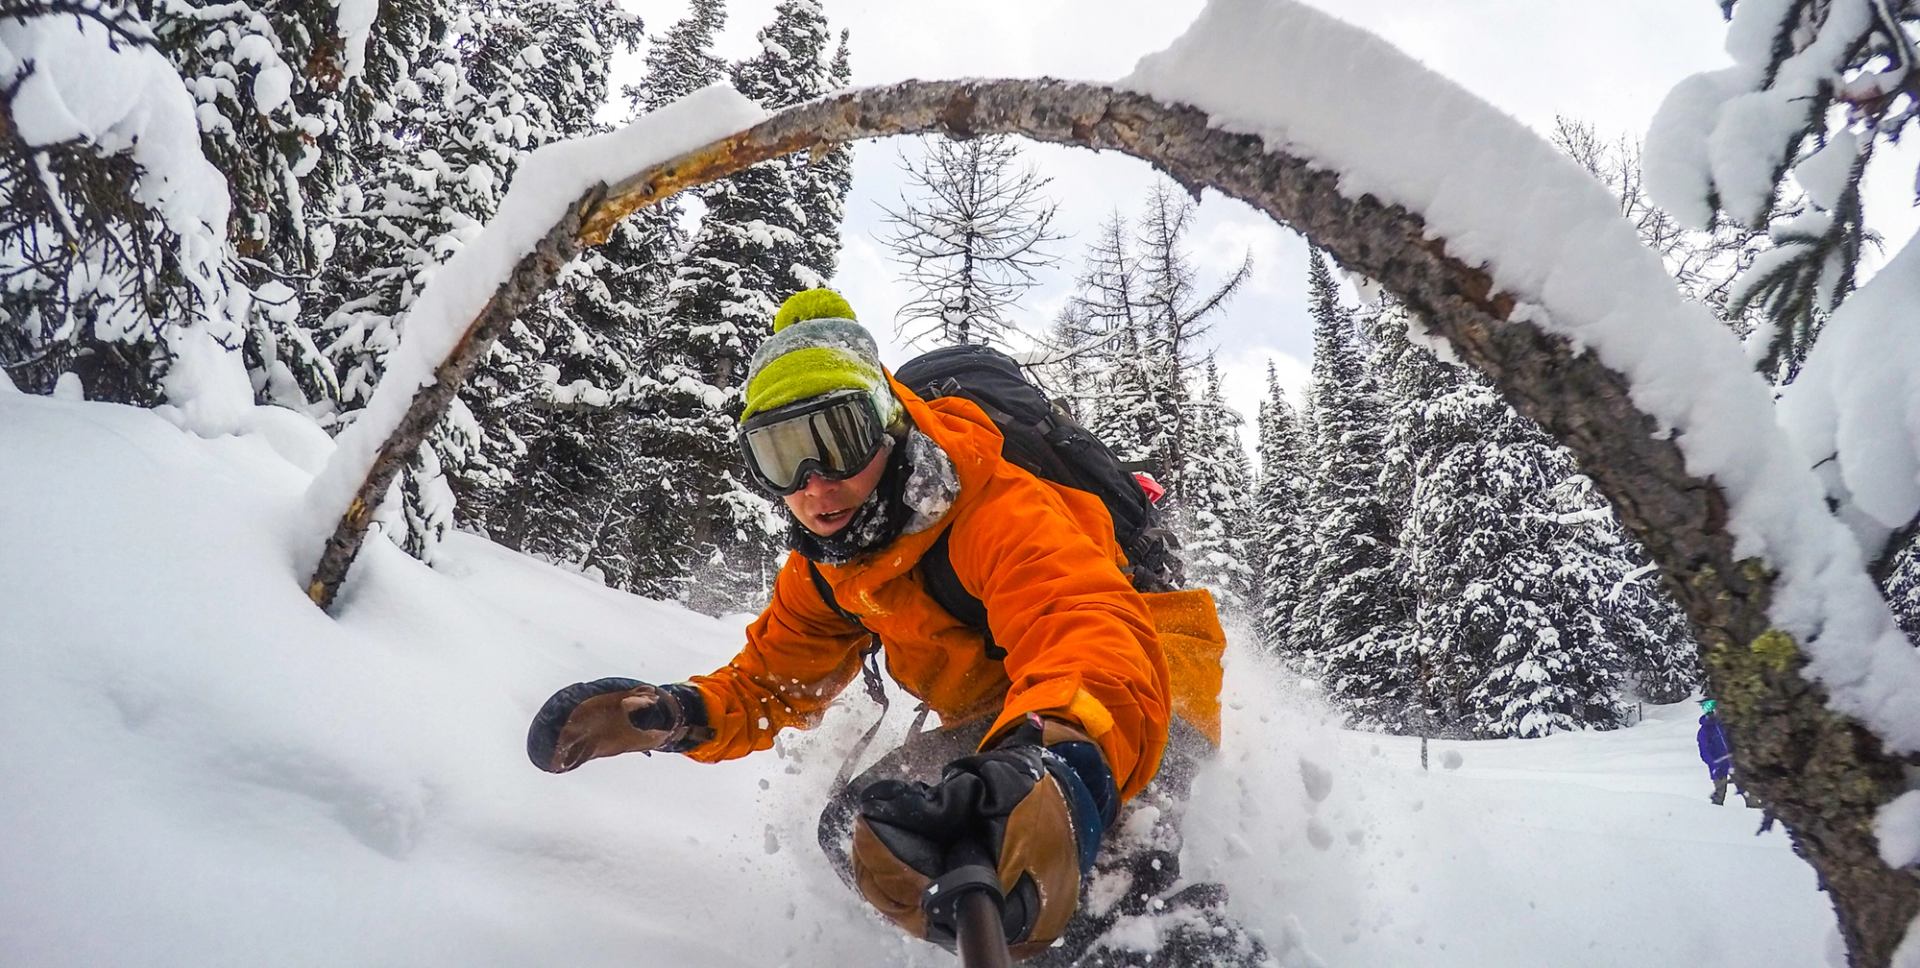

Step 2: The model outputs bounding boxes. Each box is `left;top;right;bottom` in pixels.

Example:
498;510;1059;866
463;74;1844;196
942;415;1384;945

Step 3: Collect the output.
618;0;1914;438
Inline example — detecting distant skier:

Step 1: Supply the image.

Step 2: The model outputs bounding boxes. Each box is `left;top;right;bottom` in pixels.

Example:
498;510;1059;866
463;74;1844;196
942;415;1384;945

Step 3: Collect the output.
524;290;1263;966
1697;698;1735;805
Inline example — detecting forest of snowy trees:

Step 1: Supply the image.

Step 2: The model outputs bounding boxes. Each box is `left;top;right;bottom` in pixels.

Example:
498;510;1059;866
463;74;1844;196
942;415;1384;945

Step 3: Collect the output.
3;0;1916;750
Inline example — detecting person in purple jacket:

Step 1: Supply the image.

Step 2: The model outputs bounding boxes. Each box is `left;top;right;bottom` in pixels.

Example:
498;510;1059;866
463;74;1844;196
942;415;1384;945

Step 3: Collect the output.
1697;698;1736;804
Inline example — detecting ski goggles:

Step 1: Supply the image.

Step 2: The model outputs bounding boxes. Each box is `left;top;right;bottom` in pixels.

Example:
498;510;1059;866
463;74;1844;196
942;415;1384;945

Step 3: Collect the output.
738;391;890;495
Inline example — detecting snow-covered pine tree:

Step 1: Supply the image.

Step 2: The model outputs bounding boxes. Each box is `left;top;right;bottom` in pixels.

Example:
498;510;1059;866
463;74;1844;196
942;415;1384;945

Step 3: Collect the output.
794;30;854;288
1388;326;1637;738
660;0;849;613
1644;1;1916;384
472;192;675;589
149;0;333;410
1032;301;1098;417
1548;472;1702;705
1458;388;1634;737
1178;358;1257;612
447;0;644;506
1886;534;1920;647
1293;250;1407;724
153;0;453;411
0;0;431;415
310;0;640;561
0;3;216;406
1096;321;1171;476
625;0;724;114
524;0;738;600
441;0;647;560
877;133;1063;348
1362;285;1697;733
310;3;502;557
1253;362;1312;654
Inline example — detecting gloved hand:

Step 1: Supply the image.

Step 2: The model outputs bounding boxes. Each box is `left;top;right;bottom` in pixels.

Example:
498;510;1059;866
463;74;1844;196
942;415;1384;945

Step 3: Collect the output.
526;678;712;773
851;715;1118;959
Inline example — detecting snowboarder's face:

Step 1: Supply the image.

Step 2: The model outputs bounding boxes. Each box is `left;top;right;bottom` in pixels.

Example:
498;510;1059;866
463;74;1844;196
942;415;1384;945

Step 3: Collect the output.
783;441;891;537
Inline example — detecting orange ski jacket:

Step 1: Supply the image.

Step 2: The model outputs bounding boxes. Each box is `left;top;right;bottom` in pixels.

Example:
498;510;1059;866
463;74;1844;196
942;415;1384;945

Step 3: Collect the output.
682;378;1177;799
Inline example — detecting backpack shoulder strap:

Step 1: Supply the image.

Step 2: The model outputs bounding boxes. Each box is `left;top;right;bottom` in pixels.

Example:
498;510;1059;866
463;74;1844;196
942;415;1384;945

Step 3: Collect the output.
921;527;1006;660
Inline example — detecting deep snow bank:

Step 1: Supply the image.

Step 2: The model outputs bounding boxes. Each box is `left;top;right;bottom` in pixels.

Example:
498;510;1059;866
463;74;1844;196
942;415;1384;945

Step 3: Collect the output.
1;395;1833;966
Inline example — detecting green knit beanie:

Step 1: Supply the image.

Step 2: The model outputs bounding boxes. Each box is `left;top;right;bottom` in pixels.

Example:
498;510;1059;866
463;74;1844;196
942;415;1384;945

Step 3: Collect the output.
741;289;901;427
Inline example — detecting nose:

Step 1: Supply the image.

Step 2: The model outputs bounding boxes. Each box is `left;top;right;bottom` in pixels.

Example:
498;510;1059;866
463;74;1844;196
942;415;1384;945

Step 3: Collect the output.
798;471;837;498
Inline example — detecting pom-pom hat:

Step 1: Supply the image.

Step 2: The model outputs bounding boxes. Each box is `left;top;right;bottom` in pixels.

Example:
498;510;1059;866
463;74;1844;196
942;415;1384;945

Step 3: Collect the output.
741;289;902;428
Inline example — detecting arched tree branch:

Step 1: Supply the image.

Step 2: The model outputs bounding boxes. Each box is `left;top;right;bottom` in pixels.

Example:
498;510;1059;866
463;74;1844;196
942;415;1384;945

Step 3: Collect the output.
301;78;1915;965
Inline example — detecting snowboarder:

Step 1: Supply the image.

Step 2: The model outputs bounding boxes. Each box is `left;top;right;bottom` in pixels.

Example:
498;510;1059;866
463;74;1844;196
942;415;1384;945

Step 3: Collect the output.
1697;698;1734;805
525;290;1265;966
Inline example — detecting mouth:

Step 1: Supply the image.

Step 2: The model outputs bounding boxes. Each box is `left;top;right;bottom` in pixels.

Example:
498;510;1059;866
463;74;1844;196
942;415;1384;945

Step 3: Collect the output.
816;507;854;528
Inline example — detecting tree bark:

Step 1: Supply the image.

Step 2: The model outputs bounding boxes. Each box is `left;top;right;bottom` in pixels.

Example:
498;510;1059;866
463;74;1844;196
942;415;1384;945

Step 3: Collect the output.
303;78;1917;963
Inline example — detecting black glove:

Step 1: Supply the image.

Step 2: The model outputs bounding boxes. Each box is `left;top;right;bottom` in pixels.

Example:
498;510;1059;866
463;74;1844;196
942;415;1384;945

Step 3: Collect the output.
526;678;712;773
850;716;1118;959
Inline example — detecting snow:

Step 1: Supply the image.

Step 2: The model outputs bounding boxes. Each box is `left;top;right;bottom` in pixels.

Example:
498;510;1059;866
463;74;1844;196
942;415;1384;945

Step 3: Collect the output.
1792;129;1862;213
0;393;1839;966
1777;236;1920;550
334;0;379;81
901;427;959;532
1120;0;1920;783
1878;792;1920;868
303;83;767;560
251;60;293;115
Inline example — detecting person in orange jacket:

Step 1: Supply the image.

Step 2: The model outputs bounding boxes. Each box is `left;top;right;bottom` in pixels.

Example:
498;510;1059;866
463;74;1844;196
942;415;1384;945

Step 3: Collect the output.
526;290;1258;965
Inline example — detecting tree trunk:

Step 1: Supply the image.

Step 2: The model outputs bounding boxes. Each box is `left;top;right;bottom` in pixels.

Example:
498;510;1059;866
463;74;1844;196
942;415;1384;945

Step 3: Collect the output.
302;78;1917;963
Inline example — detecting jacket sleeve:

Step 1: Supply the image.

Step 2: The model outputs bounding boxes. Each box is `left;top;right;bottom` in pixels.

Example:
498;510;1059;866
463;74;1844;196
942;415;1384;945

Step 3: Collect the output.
679;552;869;763
949;472;1172;800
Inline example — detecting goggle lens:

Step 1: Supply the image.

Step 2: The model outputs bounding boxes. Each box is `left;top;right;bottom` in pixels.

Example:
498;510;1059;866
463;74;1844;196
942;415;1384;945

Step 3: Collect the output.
739;394;887;495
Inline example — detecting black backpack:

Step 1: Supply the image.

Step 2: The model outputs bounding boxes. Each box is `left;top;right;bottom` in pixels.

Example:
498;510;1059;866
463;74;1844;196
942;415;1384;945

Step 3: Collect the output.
806;344;1183;659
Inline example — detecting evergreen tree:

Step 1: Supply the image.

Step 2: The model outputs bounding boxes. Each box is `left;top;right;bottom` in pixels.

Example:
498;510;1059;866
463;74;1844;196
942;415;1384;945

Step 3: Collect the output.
312;0;641;560
794;30;854;288
0;0;435;412
1550;472;1702;706
543;0;736;599
1408;368;1633;738
878;134;1063;348
0;4;219;406
1178;359;1257;612
1886;533;1920;648
1253;363;1311;654
627;0;725;113
662;0;847;613
1294;250;1407;723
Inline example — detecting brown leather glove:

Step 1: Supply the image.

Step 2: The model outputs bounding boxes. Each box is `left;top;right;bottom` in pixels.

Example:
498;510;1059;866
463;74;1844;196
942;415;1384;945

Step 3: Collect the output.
851;717;1117;959
526;678;712;773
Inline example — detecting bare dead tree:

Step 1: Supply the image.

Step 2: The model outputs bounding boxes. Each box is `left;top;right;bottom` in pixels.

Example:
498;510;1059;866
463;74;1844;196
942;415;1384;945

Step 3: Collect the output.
877;133;1063;348
299;78;1917;966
